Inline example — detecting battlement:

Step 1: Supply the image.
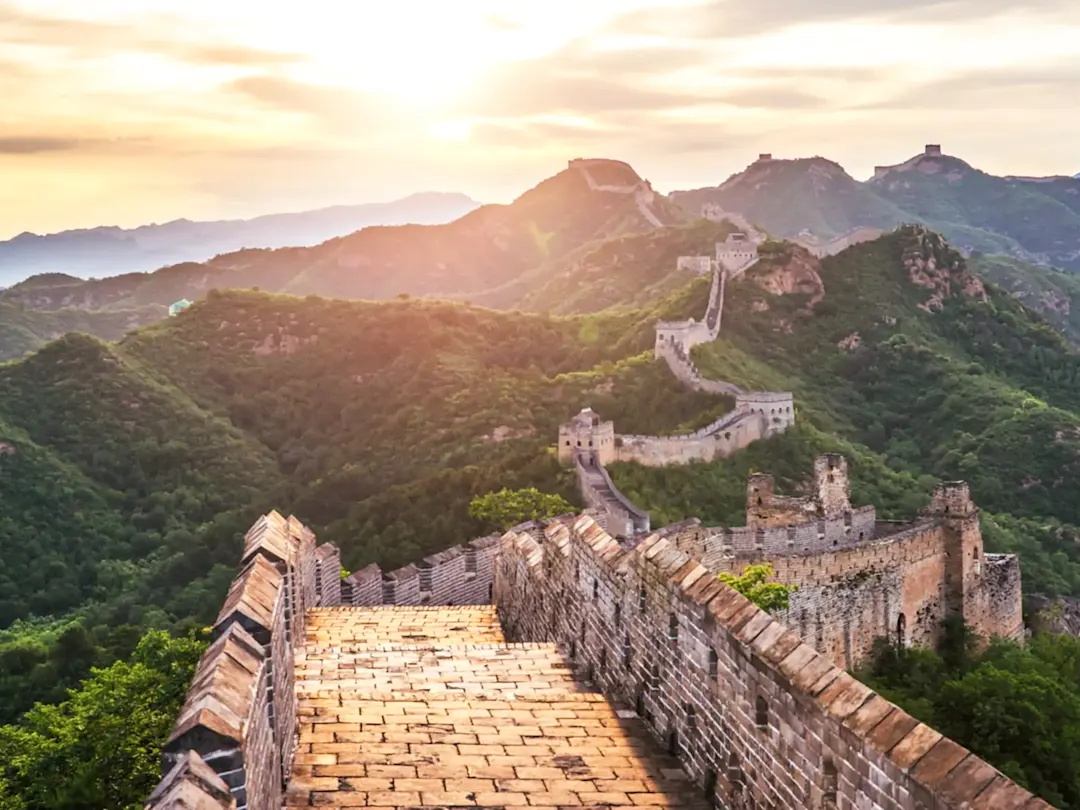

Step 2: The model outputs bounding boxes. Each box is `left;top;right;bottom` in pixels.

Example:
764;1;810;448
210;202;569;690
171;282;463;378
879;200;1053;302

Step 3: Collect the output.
494;514;1043;810
147;475;1035;810
154;510;342;810
927;480;977;518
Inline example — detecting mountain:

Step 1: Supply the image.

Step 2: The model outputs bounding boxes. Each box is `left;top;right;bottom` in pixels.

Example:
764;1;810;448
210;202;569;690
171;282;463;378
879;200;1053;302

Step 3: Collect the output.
669;154;910;239
968;253;1080;344
0;192;482;287
672;147;1080;272
2;160;686;313
870;147;1080;270
4;224;1080;807
0;300;164;362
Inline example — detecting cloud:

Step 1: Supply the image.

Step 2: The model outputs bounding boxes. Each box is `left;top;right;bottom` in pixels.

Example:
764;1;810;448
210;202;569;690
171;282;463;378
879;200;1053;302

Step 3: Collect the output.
0;137;82;155
0;3;303;67
226;76;399;135
604;0;1076;39
858;63;1080;110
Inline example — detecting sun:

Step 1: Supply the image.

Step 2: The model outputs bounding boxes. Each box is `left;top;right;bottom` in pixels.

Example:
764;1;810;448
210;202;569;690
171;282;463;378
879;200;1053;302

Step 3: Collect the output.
297;6;497;103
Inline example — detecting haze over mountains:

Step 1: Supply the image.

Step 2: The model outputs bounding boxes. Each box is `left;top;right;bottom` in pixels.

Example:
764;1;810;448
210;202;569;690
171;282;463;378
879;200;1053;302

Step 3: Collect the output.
0;192;480;288
3;148;1080;362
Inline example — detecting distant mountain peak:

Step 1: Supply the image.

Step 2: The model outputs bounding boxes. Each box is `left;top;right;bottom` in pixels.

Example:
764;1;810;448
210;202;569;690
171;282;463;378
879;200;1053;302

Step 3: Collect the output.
870;144;974;182
716;154;853;194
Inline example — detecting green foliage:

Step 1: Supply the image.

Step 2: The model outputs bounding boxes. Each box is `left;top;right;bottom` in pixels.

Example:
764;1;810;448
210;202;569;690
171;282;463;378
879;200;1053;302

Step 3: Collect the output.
969;253;1080;345
0;629;205;810
860;630;1080;809
670;157;910;239
0;302;165;362
468;488;574;531
5;220;1080;806
717;563;796;612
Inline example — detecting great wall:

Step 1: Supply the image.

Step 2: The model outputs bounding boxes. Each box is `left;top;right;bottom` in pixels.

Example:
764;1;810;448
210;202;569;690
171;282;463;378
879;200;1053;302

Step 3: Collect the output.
562;210;795;537
146;457;1038;810
144;196;1046;810
569;158;666;228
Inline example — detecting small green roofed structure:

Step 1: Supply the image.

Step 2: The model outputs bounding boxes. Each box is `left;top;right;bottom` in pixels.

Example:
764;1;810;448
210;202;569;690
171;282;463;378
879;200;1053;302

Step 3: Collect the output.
168;299;194;317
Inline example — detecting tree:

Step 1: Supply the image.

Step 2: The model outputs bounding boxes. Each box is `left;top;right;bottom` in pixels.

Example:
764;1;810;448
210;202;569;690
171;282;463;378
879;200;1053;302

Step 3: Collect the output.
718;563;796;612
0;629;205;810
468;488;573;531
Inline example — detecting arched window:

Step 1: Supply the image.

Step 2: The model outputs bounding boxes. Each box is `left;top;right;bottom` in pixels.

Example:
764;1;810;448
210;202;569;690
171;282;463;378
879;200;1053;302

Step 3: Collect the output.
897;613;907;647
569;640;577;659
639;586;647;613
650;662;661;692
708;648;718;677
599;646;607;675
667;728;679;756
686;704;697;732
623;633;632;668
614;603;622;627
592;579;599;601
669;614;679;646
755;696;769;729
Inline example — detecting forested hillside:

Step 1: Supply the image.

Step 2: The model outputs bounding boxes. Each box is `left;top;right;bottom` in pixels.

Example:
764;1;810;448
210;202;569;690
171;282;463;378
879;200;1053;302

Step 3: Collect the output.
6;225;1080;807
0;301;164;362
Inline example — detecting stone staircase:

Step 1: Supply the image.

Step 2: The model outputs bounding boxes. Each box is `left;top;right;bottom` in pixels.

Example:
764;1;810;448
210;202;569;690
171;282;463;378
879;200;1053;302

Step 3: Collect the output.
285;606;711;809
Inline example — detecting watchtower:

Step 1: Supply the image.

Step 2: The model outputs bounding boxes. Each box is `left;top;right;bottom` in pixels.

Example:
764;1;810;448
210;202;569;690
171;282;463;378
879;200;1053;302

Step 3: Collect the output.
925;481;983;616
813;454;851;517
557;407;616;466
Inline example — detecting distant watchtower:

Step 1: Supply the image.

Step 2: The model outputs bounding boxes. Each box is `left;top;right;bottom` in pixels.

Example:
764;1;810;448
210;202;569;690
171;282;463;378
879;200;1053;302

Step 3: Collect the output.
924;144;942;157
557;407;616;466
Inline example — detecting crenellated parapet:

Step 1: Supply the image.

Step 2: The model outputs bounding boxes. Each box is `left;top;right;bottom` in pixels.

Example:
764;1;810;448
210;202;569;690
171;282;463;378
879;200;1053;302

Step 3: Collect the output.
340;533;503;607
492;512;1041;810
149;511;341;810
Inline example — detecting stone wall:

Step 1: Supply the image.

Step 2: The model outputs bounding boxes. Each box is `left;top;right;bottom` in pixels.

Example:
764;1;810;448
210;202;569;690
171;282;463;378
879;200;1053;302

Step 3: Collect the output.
149;512;341;810
659;465;1024;670
340;534;502;607
793;227;884;258
677;255;712;274
616;411;764;466
494;515;1048;810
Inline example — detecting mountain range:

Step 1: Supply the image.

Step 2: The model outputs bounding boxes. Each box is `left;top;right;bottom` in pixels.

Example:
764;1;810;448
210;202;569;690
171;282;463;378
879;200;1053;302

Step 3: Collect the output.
3;153;1080;807
0;191;481;288
671;146;1080;271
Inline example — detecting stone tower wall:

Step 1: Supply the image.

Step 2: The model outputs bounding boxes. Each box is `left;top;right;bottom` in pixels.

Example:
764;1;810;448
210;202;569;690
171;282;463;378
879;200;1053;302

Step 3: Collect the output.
493;515;1046;810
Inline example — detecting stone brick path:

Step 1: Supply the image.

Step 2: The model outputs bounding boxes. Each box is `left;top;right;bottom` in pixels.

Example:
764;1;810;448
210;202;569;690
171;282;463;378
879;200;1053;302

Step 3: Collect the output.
286;606;711;809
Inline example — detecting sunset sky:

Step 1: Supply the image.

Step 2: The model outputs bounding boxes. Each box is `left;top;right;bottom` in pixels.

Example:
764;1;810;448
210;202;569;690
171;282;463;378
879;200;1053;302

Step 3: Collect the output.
2;0;1079;238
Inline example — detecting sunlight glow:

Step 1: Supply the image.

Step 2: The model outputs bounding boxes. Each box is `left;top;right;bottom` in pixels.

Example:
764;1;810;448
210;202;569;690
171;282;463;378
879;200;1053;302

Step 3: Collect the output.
430;120;473;141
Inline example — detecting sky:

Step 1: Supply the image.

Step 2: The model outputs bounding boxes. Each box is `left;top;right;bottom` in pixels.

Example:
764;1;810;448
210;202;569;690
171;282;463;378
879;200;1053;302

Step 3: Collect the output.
2;0;1079;238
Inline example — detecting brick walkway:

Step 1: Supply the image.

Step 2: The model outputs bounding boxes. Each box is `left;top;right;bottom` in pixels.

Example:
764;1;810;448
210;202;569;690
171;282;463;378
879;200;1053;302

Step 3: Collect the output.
286;606;711;809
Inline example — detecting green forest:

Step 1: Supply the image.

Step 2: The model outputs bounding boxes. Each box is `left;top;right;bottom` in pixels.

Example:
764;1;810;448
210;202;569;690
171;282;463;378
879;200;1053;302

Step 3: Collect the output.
3;225;1080;807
